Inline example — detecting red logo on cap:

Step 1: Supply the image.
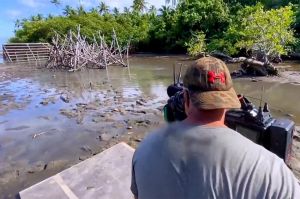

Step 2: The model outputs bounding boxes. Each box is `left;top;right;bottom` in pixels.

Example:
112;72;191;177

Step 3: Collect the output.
207;71;226;84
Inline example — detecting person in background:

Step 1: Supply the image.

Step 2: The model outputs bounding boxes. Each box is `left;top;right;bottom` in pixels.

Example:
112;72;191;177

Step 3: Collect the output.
131;57;300;199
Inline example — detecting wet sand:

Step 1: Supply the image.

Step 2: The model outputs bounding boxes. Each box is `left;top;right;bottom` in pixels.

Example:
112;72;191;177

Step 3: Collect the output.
0;56;300;198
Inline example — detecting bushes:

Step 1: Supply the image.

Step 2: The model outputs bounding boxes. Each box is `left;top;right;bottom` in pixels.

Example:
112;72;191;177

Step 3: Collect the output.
10;0;300;55
10;12;150;48
233;4;295;59
185;31;206;57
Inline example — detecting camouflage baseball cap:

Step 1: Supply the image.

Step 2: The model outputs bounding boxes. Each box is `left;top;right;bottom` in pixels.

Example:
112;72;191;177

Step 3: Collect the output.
183;57;241;110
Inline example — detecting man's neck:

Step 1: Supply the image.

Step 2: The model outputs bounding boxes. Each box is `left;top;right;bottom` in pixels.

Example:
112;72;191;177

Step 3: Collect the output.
185;108;227;128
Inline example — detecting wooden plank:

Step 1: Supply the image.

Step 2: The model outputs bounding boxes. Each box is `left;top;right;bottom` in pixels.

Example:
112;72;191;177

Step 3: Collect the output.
9;59;48;64
9;56;49;60
4;48;50;51
2;46;12;62
20;143;134;199
8;52;50;56
4;43;49;46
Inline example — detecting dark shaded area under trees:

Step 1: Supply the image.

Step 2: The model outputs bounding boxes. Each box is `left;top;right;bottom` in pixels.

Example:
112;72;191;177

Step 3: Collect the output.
9;0;300;75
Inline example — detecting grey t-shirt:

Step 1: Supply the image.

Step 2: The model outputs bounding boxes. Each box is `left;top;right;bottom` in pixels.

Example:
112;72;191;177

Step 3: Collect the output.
131;122;300;199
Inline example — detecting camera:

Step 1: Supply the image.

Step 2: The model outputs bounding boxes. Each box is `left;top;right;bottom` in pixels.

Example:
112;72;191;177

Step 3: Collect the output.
164;69;295;163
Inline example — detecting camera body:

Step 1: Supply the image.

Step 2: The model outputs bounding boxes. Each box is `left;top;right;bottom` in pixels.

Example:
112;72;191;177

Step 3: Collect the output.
164;85;295;163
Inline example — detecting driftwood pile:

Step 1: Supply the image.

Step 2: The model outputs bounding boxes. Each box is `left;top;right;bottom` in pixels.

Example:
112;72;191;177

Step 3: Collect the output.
229;57;278;76
211;52;278;76
46;26;130;71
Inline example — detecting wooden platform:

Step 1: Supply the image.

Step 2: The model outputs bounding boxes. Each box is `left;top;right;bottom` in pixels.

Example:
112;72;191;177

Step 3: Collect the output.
19;143;135;199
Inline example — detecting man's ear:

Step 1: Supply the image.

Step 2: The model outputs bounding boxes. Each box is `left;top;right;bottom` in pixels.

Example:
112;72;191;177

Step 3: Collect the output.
184;90;190;115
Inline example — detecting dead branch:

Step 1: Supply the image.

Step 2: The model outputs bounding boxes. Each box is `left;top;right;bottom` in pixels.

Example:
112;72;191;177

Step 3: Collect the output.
45;26;130;71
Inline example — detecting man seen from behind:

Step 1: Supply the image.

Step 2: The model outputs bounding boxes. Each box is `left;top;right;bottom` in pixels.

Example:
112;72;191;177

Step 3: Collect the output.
131;57;300;199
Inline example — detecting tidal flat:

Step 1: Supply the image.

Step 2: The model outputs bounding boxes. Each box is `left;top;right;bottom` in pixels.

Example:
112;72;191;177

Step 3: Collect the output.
1;55;300;198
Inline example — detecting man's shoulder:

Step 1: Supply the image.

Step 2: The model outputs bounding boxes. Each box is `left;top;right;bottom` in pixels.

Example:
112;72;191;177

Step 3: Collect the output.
135;122;248;152
134;125;168;150
133;122;280;163
132;122;182;161
138;122;184;142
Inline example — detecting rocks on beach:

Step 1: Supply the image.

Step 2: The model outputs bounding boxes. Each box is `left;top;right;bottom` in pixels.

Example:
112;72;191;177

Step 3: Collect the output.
60;94;70;103
40;96;56;106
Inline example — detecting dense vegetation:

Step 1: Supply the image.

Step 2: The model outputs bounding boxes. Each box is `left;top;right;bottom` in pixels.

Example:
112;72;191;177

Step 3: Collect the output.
10;0;300;58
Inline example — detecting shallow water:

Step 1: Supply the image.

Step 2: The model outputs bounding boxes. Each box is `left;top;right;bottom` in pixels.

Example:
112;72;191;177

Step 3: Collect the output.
1;55;300;158
0;55;300;197
0;59;298;144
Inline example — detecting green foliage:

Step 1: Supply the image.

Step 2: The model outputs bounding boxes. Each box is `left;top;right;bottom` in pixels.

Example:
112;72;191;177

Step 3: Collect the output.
294;38;300;52
146;0;231;52
185;31;206;57
260;0;300;9
132;0;148;13
207;3;297;57
10;0;300;55
147;6;181;52
225;0;300;8
234;4;296;58
98;2;109;15
177;0;230;38
207;38;240;55
10;12;150;47
63;5;77;16
296;5;300;34
206;4;254;55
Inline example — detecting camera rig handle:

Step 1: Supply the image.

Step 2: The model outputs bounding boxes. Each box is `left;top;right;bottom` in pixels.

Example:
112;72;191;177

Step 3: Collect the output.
237;94;273;126
168;64;184;97
238;94;254;111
